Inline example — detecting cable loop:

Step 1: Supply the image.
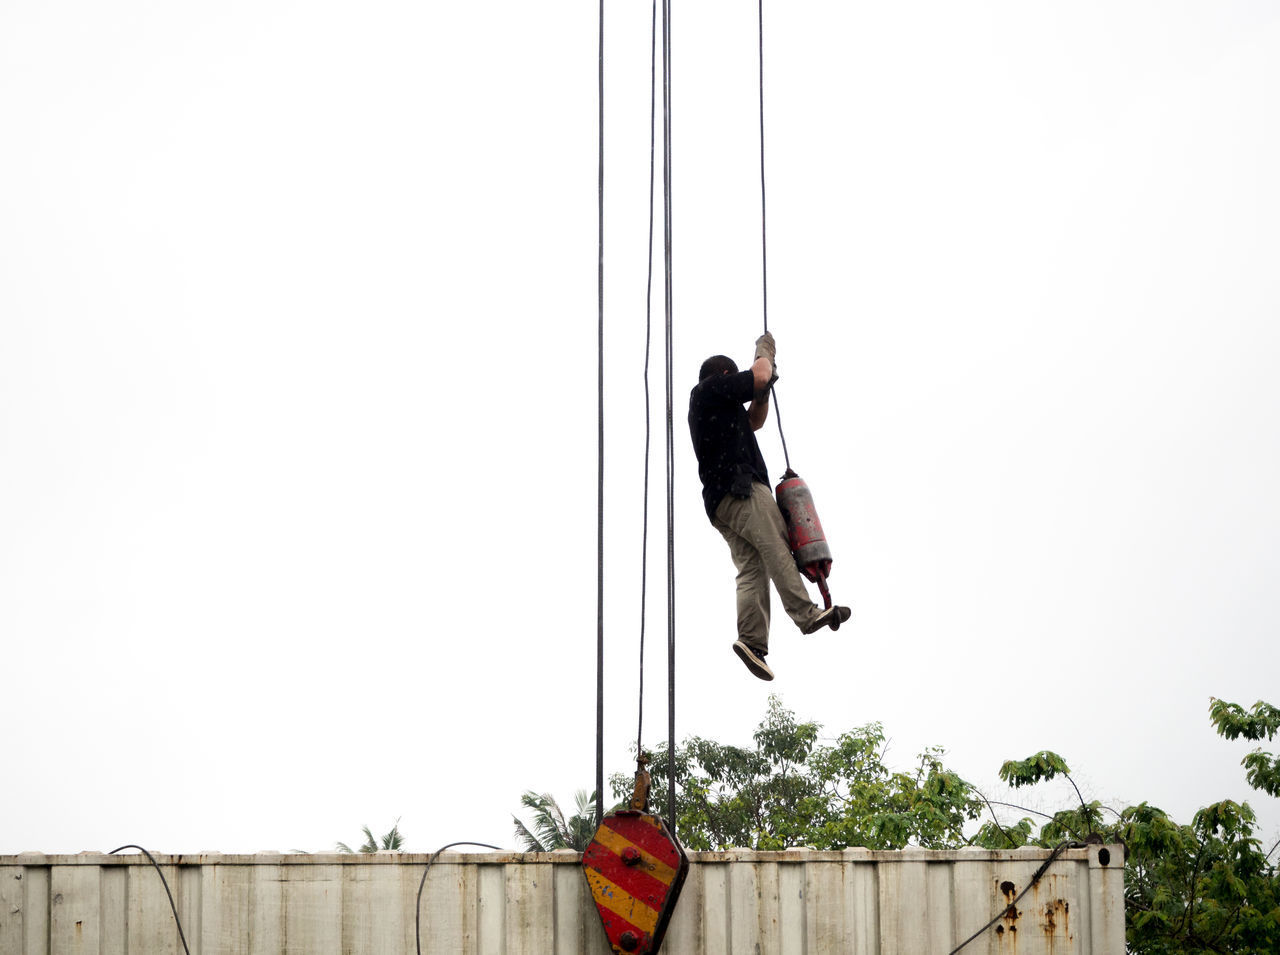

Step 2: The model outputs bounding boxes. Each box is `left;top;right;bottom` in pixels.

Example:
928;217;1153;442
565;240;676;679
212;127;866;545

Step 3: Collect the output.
108;846;191;955
415;842;505;954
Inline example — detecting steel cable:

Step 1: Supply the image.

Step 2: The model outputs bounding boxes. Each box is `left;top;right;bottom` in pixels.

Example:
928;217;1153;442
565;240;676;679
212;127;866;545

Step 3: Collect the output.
636;0;658;761
757;0;791;473
594;0;605;831
662;0;677;824
758;0;769;335
601;0;675;826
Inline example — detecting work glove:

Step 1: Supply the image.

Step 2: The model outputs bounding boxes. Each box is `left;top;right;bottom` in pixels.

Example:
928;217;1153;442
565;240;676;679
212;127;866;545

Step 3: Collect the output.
754;332;776;364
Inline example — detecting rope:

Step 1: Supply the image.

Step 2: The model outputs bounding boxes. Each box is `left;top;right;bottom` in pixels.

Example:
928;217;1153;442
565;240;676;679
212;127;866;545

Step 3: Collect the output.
595;0;605;830
662;0;677;824
108;846;191;955
756;0;791;473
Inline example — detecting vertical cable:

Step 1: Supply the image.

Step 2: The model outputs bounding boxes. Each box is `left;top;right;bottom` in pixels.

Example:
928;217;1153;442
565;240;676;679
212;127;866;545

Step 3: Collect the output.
773;387;791;472
758;0;769;335
595;0;605;830
638;0;658;759
757;0;790;473
662;0;677;824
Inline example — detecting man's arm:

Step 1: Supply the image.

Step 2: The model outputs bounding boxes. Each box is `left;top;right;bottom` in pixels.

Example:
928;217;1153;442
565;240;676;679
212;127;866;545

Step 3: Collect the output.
750;355;773;391
747;356;772;431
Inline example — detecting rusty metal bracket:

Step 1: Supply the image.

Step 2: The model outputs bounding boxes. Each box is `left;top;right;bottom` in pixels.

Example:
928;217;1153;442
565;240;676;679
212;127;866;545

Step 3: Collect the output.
628;754;652;812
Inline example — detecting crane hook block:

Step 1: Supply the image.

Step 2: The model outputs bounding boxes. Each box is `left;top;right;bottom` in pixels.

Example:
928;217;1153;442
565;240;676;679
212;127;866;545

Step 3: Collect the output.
581;811;689;954
775;468;833;584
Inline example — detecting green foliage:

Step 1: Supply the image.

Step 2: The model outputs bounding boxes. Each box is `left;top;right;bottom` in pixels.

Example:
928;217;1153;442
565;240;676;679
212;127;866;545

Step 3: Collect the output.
970;816;1034;849
998;750;1073;788
1114;797;1279;953
608;695;981;851
1040;799;1108;845
565;694;1279;952
335;819;404;853
990;699;1280;953
512;790;597;852
1241;751;1280;799
1211;697;1280;799
1209;699;1280;742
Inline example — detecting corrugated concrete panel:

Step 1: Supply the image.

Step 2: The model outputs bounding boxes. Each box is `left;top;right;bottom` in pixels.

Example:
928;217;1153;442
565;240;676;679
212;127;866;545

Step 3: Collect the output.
0;846;1124;953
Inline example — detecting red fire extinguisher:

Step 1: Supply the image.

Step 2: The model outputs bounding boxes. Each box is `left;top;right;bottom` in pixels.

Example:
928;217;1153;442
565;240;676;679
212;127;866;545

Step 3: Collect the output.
775;468;835;609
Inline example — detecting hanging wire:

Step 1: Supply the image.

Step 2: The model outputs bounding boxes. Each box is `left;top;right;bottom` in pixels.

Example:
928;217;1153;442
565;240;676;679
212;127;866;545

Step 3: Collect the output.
594;0;605;830
662;0;677;823
108;846;191;955
757;0;791;473
415;842;504;955
948;841;1079;954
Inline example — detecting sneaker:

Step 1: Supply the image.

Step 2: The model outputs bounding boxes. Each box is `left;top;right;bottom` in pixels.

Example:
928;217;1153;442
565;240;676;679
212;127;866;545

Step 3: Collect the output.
732;640;775;681
802;605;852;634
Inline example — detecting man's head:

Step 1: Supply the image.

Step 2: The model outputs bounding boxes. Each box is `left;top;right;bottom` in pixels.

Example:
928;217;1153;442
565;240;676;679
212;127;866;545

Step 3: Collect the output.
698;355;738;381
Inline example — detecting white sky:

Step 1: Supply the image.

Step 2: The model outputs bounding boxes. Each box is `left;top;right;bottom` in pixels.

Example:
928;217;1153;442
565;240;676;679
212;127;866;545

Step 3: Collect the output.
3;0;1279;855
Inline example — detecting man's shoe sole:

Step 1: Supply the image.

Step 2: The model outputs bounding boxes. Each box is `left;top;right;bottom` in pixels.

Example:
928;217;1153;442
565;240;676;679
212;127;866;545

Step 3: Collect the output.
803;605;852;634
733;640;774;681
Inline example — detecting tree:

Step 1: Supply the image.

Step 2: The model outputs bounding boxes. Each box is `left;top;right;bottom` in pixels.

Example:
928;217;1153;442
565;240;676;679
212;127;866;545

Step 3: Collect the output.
1210;698;1280;798
609;695;982;851
570;694;1280;951
973;698;1280;953
512;790;598;852
335;819;405;853
597;694;1278;953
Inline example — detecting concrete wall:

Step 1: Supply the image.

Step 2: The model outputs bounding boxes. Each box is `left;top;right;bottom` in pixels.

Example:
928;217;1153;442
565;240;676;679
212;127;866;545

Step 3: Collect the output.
0;845;1124;954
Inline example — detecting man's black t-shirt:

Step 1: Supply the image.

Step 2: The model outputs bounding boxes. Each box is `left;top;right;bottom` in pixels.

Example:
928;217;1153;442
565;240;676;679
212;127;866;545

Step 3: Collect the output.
688;370;770;520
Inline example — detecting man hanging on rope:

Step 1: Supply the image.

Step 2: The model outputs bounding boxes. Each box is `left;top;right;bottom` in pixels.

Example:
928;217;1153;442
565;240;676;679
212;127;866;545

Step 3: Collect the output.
688;333;851;681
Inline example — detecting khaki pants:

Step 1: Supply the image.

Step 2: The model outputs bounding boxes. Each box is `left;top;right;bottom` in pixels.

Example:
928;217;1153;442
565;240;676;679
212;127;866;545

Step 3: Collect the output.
712;482;822;655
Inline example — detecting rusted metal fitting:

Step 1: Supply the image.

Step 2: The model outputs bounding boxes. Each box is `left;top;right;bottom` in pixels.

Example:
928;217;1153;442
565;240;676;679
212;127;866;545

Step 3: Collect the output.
628;753;652;812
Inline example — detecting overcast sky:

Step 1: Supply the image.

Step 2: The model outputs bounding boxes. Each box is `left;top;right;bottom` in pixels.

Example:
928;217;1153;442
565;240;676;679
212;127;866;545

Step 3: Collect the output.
3;0;1279;856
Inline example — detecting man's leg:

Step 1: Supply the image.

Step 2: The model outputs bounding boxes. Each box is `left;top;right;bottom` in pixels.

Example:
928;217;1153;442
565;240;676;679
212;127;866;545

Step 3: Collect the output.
712;515;771;654
715;483;825;633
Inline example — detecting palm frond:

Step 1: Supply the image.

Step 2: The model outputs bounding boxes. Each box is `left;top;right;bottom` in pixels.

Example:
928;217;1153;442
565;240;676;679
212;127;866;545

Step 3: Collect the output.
513;815;547;852
514;789;599;852
569;790;600;851
382;819;404;851
541;795;570;848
